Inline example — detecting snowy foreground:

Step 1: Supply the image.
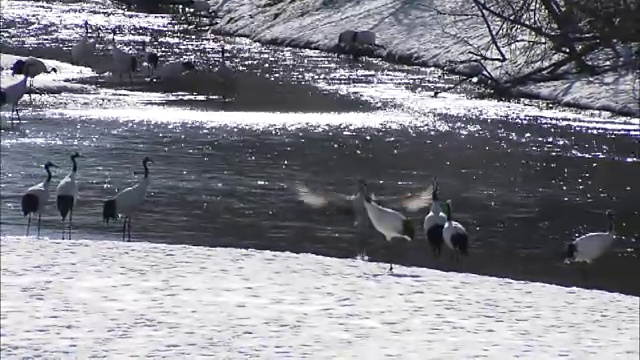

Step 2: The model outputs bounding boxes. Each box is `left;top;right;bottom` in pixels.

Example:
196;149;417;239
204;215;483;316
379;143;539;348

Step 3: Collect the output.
210;0;639;116
1;236;638;359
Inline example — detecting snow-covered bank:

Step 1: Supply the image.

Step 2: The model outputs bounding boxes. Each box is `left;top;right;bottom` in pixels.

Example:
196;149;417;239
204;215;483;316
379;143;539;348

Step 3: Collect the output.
206;0;640;117
1;236;639;358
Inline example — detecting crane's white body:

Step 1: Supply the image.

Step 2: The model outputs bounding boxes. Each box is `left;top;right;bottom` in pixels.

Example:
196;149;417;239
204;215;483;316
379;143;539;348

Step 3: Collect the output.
113;177;150;216
1;76;29;107
424;201;446;236
443;220;467;250
363;198;410;242
71;34;97;66
25;180;53;213
567;232;615;263
56;171;78;199
1;75;29;123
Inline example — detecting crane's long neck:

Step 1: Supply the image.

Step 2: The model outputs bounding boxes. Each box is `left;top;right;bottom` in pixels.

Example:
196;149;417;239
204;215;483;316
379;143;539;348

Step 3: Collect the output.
45;165;52;183
70;156;78;178
444;203;452;222
608;218;615;234
143;161;149;178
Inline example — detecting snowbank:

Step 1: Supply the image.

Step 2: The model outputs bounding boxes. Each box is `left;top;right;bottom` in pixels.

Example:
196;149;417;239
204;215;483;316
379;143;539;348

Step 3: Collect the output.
2;236;639;358
207;0;640;117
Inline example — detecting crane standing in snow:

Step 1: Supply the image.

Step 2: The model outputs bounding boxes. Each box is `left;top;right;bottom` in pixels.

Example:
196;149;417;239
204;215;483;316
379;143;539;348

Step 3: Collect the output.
22;161;59;237
56;152;83;240
103;157;153;242
1;62;33;126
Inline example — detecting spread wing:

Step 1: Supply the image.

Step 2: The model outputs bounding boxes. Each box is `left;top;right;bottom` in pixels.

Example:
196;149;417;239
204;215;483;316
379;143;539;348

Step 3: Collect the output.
294;182;355;216
375;185;434;212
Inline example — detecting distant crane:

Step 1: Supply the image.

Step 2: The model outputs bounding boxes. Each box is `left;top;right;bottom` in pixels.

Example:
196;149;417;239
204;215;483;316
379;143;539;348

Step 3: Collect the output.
21;161;59;237
71;20;98;66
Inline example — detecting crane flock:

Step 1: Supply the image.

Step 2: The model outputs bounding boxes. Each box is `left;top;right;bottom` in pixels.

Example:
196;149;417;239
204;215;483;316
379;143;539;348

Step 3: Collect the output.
295;179;619;278
20;154;153;242
3;21;620;281
1;20;235;127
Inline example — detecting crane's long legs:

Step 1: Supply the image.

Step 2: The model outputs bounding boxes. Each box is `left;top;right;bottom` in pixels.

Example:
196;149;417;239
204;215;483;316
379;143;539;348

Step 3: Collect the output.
26;214;31;236
127;217;132;242
122;217;127;242
68;209;73;240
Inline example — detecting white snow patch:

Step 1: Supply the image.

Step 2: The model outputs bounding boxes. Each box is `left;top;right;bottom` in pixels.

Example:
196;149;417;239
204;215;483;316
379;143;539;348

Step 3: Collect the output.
1;236;638;358
209;0;640;116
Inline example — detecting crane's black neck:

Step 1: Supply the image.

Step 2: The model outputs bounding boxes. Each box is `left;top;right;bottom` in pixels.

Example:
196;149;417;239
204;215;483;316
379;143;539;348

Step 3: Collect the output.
143;161;149;178
608;218;614;233
71;156;79;172
45;165;52;183
444;202;452;221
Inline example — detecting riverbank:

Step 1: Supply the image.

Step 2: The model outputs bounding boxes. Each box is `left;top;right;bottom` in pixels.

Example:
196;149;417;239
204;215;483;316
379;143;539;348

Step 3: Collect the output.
203;0;639;117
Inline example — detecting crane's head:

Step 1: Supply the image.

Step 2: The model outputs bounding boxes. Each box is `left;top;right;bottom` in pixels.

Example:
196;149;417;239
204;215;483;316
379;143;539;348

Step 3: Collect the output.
142;156;153;164
605;210;614;220
44;161;58;169
71;152;83;159
356;178;367;192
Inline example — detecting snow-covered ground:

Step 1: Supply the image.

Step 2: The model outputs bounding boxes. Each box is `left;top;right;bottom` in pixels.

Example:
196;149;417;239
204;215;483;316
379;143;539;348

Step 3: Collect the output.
207;0;640;117
1;236;638;358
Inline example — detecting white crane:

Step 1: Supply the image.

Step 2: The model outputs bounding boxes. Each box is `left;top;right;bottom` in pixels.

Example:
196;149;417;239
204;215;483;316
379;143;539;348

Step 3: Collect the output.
110;28;138;82
1;63;32;126
21;161;58;237
423;178;446;258
103;157;153;242
442;200;469;262
56;152;83;240
71;20;98;66
564;210;616;280
11;58;58;87
362;184;420;273
295;179;432;259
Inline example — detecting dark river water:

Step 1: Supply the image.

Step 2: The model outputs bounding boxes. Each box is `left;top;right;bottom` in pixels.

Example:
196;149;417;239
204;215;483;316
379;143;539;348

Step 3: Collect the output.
1;0;639;296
